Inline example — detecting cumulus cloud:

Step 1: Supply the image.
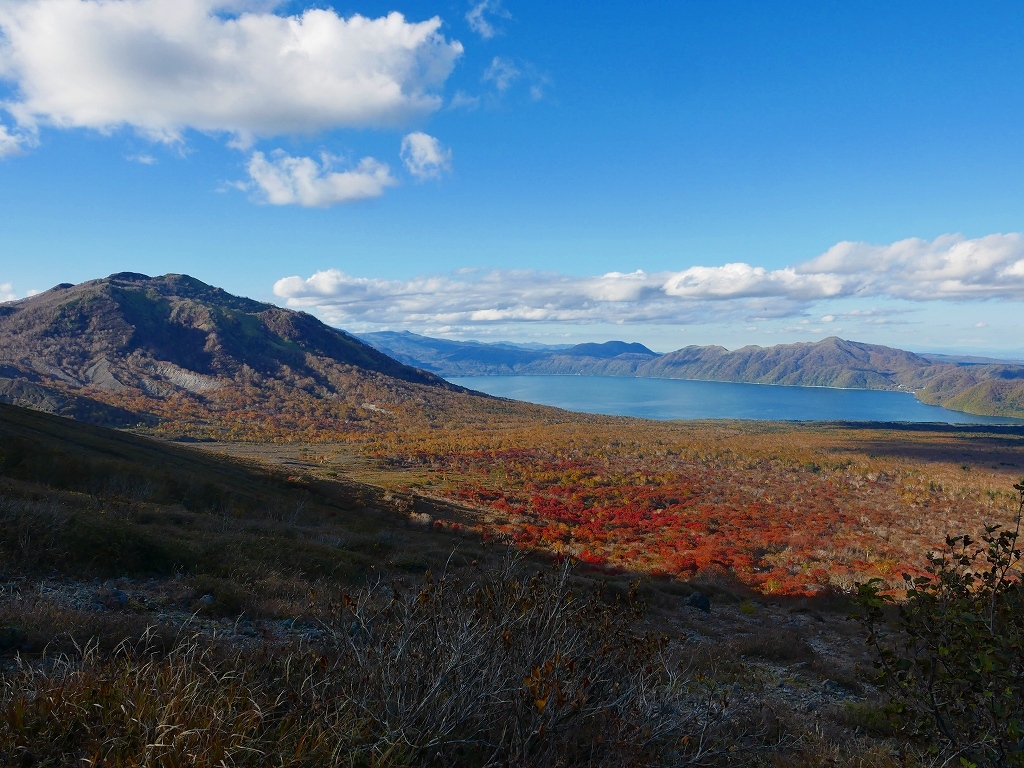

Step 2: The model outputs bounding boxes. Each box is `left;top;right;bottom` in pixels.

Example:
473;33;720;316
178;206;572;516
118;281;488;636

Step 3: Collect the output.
700;234;1024;302
273;233;1024;329
274;267;781;328
798;233;1024;300
657;233;1024;304
662;263;848;301
246;150;396;207
482;56;520;92
0;282;19;301
0;0;463;146
466;0;510;39
401;132;451;179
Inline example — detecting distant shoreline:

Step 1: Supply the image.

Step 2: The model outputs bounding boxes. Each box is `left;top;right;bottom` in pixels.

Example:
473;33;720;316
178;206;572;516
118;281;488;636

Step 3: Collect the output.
448;373;1024;426
449;370;913;391
363;332;1024;421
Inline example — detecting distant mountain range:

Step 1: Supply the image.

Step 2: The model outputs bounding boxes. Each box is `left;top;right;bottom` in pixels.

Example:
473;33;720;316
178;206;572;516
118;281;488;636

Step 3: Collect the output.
360;331;1024;419
359;332;660;376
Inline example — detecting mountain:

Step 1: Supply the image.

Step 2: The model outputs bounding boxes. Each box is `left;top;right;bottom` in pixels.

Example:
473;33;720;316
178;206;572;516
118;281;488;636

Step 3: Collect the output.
359;331;659;377
3;275;1022;426
641;337;1024;416
358;331;552;374
560;341;658;358
359;332;1024;419
642;337;926;389
920;352;1024;366
0;273;467;436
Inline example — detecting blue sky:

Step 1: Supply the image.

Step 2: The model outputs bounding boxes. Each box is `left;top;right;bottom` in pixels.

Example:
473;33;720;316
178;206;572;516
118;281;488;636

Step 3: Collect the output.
1;0;1023;355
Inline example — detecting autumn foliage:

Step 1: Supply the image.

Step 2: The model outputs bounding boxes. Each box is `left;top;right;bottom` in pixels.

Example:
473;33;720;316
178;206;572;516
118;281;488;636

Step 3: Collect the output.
33;372;1024;598
361;422;1024;597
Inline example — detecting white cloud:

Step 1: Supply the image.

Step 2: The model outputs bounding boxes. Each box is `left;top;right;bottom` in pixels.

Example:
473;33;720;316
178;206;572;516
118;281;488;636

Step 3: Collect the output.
0;282;16;301
661;234;1024;303
273;233;1024;330
974;321;988;328
482;56;520;92
401;132;451;180
448;91;481;110
0;1;463;146
273;267;783;328
466;0;510;39
662;263;848;301
0;124;27;156
799;233;1024;300
246;150;396;207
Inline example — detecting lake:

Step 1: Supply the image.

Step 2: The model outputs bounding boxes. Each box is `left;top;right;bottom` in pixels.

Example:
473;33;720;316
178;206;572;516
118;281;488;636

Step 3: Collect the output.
448;375;1024;424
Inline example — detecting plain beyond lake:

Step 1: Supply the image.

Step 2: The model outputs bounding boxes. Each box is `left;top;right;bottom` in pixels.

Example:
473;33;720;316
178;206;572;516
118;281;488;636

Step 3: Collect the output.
448;374;1024;424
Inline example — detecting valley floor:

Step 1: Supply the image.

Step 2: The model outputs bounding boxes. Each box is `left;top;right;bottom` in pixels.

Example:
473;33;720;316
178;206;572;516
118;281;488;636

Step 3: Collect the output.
209;418;1024;596
2;403;1023;765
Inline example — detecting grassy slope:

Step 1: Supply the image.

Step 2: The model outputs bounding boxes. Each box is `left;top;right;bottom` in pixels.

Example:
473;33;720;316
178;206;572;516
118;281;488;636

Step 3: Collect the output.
0;402;947;767
0;401;480;586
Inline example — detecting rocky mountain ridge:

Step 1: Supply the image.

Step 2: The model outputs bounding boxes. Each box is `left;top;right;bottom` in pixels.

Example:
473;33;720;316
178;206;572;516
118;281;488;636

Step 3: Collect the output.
0;273;460;429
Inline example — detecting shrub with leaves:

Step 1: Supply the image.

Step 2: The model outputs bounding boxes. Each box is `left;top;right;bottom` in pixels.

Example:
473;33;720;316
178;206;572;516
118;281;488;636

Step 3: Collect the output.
857;482;1024;767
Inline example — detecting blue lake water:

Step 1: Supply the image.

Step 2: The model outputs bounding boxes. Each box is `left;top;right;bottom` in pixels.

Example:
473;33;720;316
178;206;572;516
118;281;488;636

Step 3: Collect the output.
448;375;1024;425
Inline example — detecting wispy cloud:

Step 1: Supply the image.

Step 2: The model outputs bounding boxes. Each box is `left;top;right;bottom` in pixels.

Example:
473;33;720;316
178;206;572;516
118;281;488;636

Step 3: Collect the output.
0;123;29;157
245;150;396;207
466;0;511;39
480;56;551;102
448;91;481;111
482;56;520;92
274;233;1024;328
0;1;462;148
401;132;452;180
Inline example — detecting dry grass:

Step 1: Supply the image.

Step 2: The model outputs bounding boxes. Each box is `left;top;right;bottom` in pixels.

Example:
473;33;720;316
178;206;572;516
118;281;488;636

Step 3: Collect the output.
1;557;795;768
2;404;1016;766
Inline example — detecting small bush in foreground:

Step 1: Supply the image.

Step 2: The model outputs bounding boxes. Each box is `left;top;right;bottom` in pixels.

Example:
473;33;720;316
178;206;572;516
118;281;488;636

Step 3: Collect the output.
858;483;1024;767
